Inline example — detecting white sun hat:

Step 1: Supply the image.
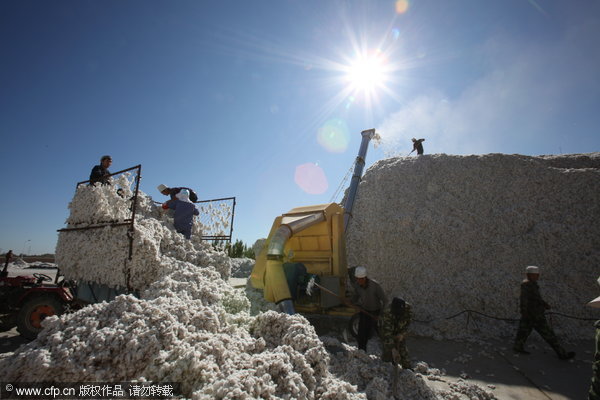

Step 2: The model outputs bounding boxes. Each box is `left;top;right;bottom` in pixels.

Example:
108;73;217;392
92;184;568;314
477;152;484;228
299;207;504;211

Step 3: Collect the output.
355;266;367;278
588;277;600;308
525;265;540;274
157;184;168;192
176;189;191;202
588;296;600;308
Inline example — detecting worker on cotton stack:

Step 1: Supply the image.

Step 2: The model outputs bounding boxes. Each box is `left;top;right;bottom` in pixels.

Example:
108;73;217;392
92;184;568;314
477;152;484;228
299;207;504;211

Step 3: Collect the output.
162;189;199;240
513;265;575;360
349;266;387;351
380;297;413;370
587;276;600;400
89;155;112;185
410;138;425;155
157;184;198;204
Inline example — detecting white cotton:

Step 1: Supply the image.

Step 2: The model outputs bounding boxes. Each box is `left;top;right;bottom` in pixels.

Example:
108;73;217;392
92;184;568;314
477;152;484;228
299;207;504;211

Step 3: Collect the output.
0;176;366;399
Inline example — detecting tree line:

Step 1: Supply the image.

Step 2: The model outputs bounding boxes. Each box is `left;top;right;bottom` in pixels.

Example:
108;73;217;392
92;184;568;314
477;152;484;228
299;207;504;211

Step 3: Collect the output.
216;240;255;259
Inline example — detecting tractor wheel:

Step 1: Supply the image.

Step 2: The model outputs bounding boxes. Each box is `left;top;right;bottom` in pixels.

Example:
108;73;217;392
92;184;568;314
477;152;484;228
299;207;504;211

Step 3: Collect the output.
348;312;361;339
347;312;378;340
16;296;64;340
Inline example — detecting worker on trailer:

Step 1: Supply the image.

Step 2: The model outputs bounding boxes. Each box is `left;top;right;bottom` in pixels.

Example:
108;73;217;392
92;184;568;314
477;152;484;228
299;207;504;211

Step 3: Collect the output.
157;184;198;203
349;266;387;351
89;155;112;185
410;138;425;155
380;297;413;370
513;265;575;360
587;276;600;400
162;189;199;239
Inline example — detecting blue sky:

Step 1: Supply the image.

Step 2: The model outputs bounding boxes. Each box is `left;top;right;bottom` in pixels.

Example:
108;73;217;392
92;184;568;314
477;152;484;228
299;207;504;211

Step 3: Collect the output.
1;0;599;255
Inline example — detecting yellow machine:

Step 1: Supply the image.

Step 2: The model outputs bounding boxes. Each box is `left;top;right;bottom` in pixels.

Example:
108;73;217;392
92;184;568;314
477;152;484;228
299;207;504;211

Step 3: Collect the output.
250;129;379;315
250;202;354;315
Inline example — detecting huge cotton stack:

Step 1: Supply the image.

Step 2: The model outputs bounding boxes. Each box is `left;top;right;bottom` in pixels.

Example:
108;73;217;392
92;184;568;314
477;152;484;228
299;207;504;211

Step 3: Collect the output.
346;153;600;340
55;174;231;289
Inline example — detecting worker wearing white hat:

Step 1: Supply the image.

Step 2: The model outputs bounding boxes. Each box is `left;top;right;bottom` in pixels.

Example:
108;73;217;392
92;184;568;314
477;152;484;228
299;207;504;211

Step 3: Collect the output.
161;189;199;240
587;277;600;400
513;265;575;360
348;266;388;351
157;184;199;204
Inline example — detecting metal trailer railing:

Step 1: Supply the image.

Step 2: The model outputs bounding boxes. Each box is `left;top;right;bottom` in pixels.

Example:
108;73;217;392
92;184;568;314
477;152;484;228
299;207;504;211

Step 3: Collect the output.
195;196;236;242
57;165;142;291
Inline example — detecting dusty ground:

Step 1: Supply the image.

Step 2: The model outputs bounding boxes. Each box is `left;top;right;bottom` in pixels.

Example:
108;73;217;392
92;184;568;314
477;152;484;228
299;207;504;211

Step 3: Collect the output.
308;313;594;400
407;336;593;400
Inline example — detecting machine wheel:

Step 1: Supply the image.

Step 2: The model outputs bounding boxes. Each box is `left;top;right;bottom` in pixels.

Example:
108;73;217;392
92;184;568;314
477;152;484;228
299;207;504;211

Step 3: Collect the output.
16;295;64;340
347;312;378;339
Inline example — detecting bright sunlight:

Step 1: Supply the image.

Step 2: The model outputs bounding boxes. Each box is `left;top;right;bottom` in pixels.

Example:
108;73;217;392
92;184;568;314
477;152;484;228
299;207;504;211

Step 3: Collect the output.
345;52;388;94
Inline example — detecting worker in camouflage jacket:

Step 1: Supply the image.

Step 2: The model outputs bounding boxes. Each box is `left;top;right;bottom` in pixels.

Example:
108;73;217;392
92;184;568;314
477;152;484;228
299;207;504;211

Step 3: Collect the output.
513;265;574;360
590;321;600;400
380;297;412;369
587;277;600;400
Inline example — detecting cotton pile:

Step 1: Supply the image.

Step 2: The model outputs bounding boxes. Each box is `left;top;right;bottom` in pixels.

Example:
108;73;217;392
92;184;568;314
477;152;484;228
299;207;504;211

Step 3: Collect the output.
230;257;255;278
0;264;366;399
346;153;600;340
55;174;231;290
2;178;370;399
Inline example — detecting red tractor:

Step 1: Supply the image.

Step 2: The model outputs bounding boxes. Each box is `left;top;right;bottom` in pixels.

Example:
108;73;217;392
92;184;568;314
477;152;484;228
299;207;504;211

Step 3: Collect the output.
0;273;74;339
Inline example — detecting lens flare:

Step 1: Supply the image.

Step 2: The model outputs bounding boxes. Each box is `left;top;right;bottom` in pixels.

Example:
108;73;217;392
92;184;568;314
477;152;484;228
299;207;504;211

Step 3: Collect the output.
345;96;355;110
294;163;328;195
395;0;410;14
317;119;350;153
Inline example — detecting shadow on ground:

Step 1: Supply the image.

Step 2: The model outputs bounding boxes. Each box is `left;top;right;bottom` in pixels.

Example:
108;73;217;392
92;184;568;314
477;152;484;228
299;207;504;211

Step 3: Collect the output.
308;314;593;400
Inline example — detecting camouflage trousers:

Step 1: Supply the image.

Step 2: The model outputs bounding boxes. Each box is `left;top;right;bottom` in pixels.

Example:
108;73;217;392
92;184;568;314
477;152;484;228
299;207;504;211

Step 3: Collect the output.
514;315;567;357
382;339;411;369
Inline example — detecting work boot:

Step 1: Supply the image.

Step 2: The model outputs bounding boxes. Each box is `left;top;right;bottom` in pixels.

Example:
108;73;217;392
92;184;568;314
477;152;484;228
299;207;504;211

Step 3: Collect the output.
513;346;530;355
558;351;575;360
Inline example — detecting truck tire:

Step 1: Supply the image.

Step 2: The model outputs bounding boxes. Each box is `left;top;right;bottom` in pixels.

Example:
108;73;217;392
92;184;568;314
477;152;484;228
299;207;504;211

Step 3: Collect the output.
347;312;378;340
17;295;64;340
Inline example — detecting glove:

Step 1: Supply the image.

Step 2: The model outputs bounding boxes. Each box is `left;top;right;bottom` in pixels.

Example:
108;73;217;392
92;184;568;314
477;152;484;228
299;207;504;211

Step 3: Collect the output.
161;202;169;210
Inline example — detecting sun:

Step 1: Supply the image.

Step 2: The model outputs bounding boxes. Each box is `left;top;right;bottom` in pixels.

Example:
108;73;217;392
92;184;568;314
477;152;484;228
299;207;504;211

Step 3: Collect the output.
344;51;389;95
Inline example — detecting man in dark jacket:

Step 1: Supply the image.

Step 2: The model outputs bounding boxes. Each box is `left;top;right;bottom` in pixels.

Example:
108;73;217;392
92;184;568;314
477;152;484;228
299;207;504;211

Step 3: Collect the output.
89;155;112;185
349;266;387;351
513;265;575;360
411;138;425;155
157;184;198;203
